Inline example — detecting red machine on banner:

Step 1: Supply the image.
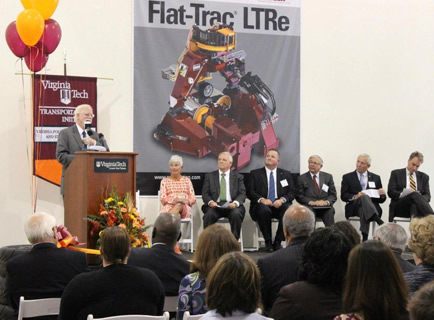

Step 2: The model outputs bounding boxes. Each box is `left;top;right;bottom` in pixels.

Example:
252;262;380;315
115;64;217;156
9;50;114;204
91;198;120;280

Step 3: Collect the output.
33;75;97;185
154;24;279;170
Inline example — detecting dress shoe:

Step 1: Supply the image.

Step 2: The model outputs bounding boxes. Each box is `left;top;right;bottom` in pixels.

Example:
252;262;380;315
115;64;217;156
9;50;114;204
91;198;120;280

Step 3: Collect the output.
372;214;384;225
273;241;282;251
265;241;273;252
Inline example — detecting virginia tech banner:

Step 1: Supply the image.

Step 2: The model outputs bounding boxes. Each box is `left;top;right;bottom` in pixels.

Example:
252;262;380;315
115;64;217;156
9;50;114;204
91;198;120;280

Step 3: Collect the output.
134;0;300;194
33;75;97;186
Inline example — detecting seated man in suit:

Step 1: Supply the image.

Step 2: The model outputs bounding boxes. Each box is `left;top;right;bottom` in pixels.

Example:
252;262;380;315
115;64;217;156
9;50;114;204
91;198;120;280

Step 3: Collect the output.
6;212;87;310
56;104;105;194
296;155;336;226
202;152;246;240
387;151;434;221
128;212;190;296
341;154;385;241
247;149;295;251
257;204;315;314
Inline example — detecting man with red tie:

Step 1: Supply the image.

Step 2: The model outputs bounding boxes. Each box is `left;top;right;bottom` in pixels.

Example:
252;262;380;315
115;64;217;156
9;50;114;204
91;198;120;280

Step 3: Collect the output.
388;151;434;221
247;149;295;252
296;155;337;227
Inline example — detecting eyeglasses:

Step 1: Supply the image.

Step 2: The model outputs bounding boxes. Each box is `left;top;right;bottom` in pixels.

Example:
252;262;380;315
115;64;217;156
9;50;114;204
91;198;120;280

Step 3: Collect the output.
81;113;95;118
308;161;321;165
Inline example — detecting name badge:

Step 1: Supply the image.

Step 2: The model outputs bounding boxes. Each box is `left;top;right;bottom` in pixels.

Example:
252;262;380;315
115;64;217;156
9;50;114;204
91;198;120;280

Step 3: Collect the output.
368;181;376;188
322;184;329;192
280;179;288;187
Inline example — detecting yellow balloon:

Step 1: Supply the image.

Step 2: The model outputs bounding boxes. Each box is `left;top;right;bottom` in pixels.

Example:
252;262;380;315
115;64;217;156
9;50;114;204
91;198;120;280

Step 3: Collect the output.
16;9;45;46
31;0;59;20
20;0;33;9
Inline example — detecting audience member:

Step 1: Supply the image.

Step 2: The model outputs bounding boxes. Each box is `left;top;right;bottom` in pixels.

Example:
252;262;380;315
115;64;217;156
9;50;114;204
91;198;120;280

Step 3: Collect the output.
248;149;295;252
335;241;409;320
257;204;315;314
270;228;354;320
159;155;196;218
296;155;337;226
128;212;190;296
177;224;240;320
59;226;164;320
341;154;386;241
6;213;87;310
388;151;434;221
408;280;434;320
375;223;415;273
404;215;434;293
202;152;246;240
201;252;271;320
331;221;361;246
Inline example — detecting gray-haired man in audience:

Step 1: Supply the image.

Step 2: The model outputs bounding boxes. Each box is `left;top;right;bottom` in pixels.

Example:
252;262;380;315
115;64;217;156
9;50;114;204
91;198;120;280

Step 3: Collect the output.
257;204;315;314
375;223;415;273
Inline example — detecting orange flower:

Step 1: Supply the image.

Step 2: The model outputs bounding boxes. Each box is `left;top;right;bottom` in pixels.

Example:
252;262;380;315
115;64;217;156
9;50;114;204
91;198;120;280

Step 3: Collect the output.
100;211;108;216
120;207;127;213
119;223;126;229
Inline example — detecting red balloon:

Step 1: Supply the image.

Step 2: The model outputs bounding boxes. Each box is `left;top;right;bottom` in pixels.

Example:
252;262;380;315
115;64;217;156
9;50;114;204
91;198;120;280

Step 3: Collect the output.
25;44;48;72
5;21;29;58
40;19;61;54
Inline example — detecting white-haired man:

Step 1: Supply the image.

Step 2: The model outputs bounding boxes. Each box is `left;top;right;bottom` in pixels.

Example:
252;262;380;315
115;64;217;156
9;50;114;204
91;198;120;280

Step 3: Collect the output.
56;104;105;194
341;154;386;241
375;223;415;273
201;152;246;240
6;213;87;310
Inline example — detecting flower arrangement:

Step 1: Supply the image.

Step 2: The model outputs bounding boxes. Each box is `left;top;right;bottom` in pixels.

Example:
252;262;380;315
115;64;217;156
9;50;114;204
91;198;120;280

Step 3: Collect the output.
87;186;151;248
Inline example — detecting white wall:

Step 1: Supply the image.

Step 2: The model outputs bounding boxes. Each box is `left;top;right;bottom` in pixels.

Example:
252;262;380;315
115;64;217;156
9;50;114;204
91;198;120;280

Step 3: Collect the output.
1;0;434;246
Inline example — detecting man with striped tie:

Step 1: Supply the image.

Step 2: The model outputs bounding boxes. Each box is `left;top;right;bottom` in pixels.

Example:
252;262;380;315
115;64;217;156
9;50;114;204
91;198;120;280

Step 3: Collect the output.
247;149;295;251
388;151;434;222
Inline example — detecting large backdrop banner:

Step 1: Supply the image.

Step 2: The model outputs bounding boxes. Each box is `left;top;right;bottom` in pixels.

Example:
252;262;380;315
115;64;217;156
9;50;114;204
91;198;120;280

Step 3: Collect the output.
33;75;97;186
134;0;300;195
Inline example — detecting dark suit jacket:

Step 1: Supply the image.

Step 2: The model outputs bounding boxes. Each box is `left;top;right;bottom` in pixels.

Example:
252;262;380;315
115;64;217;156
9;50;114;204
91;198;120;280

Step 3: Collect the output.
201;170;246;212
296;171;337;206
387;168;431;220
56;125;103;194
257;236;307;314
6;242;87;310
341;170;386;218
127;244;190;296
247;167;295;221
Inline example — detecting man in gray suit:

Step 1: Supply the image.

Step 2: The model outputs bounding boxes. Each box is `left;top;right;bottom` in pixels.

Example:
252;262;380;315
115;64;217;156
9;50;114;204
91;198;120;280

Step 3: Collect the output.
201;152;246;240
296;155;337;226
56;104;104;194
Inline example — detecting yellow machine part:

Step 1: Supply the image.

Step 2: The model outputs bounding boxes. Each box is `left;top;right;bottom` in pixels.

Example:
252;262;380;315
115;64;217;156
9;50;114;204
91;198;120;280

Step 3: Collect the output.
194;105;215;130
217;95;231;108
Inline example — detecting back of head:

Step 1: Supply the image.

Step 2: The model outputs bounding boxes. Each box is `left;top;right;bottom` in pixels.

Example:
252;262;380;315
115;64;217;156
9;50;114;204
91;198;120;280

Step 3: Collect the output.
25;212;57;245
206;252;261;317
408;281;434;320
375;223;408;253
343;240;408;320
299;228;353;292
191;224;240;277
409;215;434;264
152;212;181;247
331;221;361;247
283;204;315;238
100;226;130;266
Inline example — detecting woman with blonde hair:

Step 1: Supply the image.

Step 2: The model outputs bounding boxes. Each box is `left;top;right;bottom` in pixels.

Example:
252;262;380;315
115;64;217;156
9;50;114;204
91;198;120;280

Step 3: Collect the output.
404;215;434;293
176;224;240;320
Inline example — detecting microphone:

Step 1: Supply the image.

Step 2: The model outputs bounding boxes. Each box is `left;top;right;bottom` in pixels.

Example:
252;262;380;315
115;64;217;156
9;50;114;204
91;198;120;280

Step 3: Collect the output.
84;120;94;136
98;133;110;152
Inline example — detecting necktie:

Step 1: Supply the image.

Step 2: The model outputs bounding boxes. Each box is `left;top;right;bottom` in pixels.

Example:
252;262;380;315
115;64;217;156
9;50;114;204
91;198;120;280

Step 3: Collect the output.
313;174;320;195
220;173;227;202
360;174;365;190
268;172;276;202
82;130;87;149
410;174;417;191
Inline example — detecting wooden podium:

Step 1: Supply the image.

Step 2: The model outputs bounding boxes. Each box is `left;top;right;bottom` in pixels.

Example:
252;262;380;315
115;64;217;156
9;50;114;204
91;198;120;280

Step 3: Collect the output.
64;151;137;249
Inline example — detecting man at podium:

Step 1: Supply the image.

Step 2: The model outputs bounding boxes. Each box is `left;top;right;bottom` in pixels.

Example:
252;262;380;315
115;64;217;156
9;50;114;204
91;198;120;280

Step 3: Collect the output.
56;104;106;194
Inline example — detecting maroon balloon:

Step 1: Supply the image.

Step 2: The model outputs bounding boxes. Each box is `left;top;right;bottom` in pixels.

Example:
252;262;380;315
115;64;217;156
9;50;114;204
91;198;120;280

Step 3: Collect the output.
40;19;61;54
25;44;49;72
5;21;29;58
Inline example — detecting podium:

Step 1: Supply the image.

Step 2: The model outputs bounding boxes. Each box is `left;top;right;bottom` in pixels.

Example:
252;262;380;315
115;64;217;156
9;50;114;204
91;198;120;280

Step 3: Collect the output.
64;151;138;249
